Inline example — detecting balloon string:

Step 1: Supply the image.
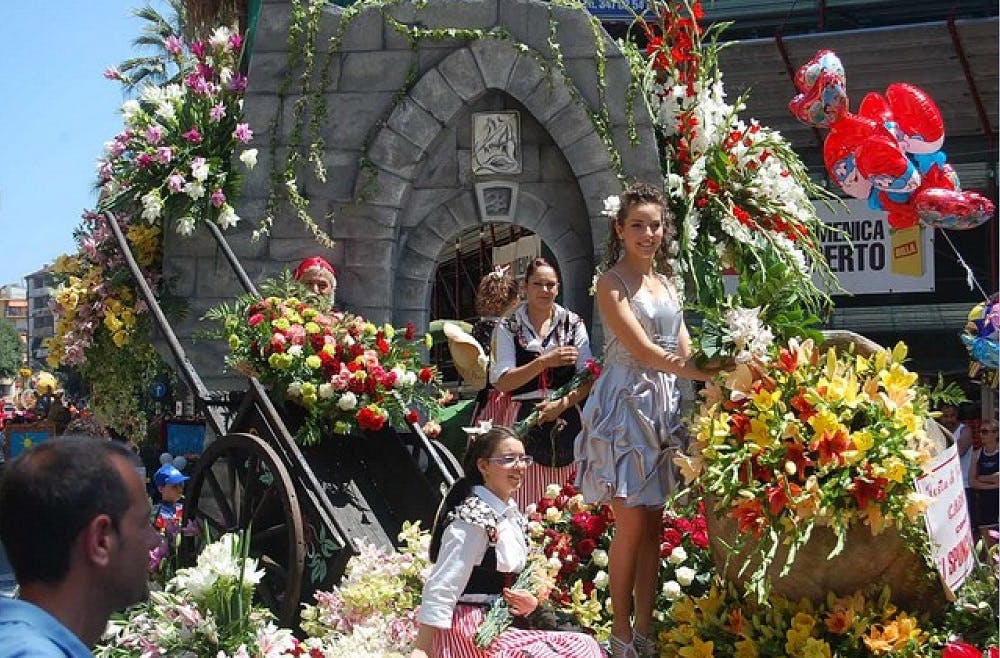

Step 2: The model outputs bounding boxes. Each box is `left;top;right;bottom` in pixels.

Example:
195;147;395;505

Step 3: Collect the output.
938;228;989;298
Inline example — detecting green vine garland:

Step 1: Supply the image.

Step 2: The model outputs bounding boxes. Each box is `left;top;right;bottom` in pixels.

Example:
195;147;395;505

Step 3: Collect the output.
263;0;643;235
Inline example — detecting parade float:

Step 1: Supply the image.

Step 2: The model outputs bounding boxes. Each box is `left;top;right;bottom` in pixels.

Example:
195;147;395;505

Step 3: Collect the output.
43;0;997;655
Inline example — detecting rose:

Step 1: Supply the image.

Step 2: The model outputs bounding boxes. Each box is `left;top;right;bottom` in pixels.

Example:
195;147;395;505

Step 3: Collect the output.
675;566;696;587
576;538;597;559
592;549;609;568
668;546;687;565
593;570;609;590
418;367;434;383
337;392;358;411
571;512;607;540
356;405;386;432
662;580;682;600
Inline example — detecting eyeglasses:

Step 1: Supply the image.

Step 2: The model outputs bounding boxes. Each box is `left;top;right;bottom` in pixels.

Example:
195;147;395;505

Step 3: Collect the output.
487;454;534;467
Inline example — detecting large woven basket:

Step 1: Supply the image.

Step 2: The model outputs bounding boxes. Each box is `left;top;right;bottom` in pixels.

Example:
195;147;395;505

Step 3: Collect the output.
705;331;948;611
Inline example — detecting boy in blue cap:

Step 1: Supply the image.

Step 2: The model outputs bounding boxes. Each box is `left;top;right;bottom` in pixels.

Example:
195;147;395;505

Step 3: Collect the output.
153;464;189;532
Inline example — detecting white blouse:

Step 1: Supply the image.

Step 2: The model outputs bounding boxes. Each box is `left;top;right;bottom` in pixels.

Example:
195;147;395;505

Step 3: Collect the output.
417;486;528;629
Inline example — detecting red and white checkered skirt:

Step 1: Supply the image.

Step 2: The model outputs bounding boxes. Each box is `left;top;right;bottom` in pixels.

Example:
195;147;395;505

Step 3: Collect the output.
432;604;605;658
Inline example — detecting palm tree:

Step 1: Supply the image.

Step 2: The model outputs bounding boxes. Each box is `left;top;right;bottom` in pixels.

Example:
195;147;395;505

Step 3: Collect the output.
117;0;189;92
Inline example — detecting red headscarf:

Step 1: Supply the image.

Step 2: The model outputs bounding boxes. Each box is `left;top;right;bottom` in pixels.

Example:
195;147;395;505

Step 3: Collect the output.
294;257;336;281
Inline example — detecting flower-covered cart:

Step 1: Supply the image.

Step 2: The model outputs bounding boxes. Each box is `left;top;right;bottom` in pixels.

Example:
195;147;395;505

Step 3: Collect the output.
103;211;462;628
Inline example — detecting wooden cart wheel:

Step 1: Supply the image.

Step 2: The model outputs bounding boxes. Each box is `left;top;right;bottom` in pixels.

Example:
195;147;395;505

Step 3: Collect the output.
185;433;305;626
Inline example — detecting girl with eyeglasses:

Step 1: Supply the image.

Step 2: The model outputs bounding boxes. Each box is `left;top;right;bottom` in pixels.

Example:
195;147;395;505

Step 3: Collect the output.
488;257;594;510
409;426;602;658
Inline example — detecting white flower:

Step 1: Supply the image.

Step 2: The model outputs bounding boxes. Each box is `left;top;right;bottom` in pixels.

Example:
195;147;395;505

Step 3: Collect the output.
210;26;233;48
593;570;609;589
662;580;682;600
602;195;621;218
191;157;210;181
286;345;303;358
524;503;537;515
240;148;258;169
547;556;563;571
183;181;205;200
140;191;163;222
591;549;609;568
675;566;696;587
121;99;141;122
544;483;562;499
319;383;334;399
337;392;358;411
287;381;302;397
216;204;240;229
668;545;687;564
175;216;196;236
527;521;544;538
544;506;561;523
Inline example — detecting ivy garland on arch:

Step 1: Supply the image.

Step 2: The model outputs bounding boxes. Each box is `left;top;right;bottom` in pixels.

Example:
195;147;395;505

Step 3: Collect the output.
259;0;643;242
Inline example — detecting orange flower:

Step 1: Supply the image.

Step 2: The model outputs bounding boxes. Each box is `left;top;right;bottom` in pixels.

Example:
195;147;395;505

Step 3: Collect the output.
810;428;854;467
731;498;766;537
824;607;855;634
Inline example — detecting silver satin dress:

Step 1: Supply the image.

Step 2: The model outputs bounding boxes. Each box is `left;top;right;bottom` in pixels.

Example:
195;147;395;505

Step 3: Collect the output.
574;287;685;507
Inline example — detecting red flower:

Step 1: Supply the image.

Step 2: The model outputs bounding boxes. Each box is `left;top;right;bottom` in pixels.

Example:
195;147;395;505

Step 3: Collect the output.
405;410;419;424
778;346;799;373
731;499;766;537
571;512;607;540
405;322;416;340
248;313;265;327
789;388;816;422
376;336;391;354
585;359;602;378
690;529;709;549
356;406;386;432
729;414;752;440
851;467;888;510
811;429;854;467
783;440;814;480
418;367;434;383
576;538;597;558
942;642;982;658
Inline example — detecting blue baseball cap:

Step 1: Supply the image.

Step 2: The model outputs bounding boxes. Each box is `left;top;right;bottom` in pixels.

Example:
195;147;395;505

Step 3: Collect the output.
154;464;190;487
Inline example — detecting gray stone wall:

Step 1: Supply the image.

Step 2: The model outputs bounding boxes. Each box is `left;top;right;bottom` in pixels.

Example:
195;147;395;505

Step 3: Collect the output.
164;0;659;391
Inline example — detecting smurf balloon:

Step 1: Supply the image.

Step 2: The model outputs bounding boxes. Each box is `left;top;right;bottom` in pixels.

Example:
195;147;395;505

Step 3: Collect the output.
962;296;1000;385
790;50;995;231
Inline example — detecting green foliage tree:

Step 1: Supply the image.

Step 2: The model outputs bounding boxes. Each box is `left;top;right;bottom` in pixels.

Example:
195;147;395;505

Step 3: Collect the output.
0;319;24;379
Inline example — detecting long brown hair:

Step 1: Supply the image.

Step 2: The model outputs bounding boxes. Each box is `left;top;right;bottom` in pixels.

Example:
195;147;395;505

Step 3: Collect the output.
428;426;523;562
602;182;676;273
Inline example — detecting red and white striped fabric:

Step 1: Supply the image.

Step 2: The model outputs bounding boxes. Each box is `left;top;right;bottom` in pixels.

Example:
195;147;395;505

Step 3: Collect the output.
474;390;521;426
514;464;575;512
433;603;605;658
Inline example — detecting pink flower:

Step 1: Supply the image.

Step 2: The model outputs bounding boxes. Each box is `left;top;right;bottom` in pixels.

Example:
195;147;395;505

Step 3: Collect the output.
103;67;122;80
210;188;226;208
155;147;173;164
228;73;248;92
233;123;253;143
164;34;183;56
210;102;226;122
184;71;210;95
229;32;244;52
190;40;207;59
167;174;185;193
182;126;202;144
248;313;265;327
136;153;154;168
145;125;164;144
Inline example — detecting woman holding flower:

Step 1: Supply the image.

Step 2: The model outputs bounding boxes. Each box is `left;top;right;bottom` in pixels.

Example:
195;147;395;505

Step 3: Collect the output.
490;258;594;510
410;425;603;658
574;183;718;658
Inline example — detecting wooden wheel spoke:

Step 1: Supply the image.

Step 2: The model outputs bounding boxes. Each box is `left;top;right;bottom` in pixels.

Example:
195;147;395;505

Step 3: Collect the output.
204;469;237;527
251;522;287;545
247;486;279;528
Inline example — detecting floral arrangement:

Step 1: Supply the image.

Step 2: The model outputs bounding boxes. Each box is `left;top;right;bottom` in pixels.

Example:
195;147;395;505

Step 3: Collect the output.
208;290;443;445
97;532;327;658
299;522;429;655
475;555;556;649
525;481;715;640
99;25;256;236
47;25;256;440
621;0;840;360
680;337;938;597
658;553;1000;658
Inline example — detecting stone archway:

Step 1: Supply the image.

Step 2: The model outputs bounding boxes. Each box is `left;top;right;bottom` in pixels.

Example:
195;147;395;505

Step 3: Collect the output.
364;41;621;329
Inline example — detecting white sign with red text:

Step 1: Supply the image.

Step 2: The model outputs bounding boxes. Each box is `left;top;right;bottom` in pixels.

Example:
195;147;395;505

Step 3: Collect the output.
914;443;975;595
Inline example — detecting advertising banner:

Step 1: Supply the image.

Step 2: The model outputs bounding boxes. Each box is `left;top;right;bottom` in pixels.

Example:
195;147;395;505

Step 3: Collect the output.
914;443;976;595
815;199;935;294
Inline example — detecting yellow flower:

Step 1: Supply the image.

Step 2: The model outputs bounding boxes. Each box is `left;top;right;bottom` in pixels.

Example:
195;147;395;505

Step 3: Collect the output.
670;596;699;624
112;330;129;347
851;430;874;453
305;355;321;369
695;586;725;619
733;638;758;658
745;418;776;450
903;492;933;519
751;387;780;412
890;341;908;363
678;636;714;658
883;457;907;483
801;637;832;658
272;317;290;331
806;409;841;439
791;611;817;634
304;321;321;335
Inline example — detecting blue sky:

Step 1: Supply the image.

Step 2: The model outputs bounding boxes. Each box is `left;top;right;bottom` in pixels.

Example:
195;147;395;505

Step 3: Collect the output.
0;2;155;286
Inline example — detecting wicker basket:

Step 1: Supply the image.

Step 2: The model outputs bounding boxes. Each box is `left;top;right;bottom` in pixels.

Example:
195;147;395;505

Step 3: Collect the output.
705;331;948;611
